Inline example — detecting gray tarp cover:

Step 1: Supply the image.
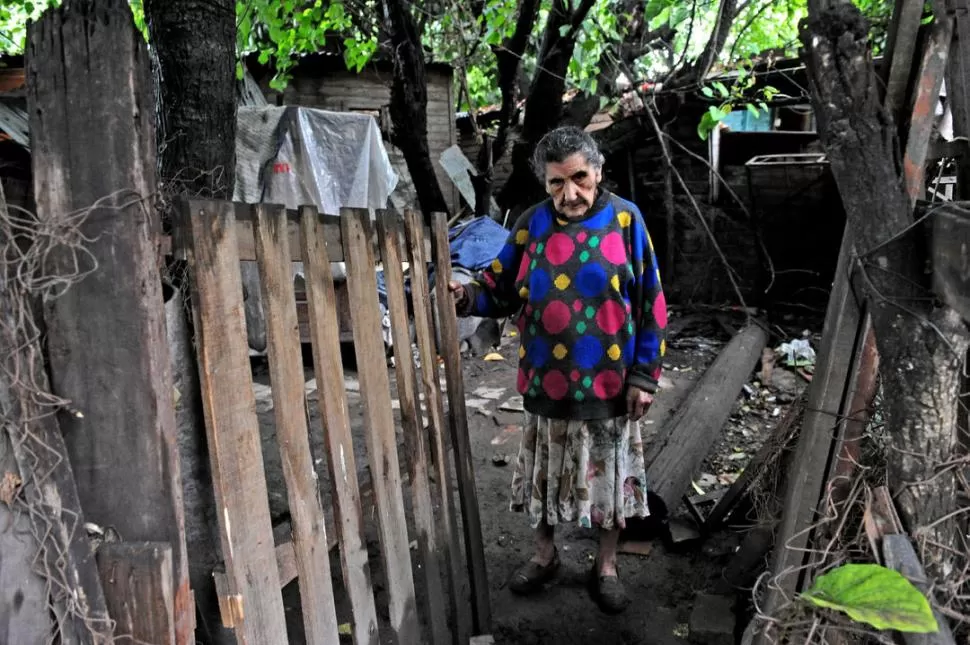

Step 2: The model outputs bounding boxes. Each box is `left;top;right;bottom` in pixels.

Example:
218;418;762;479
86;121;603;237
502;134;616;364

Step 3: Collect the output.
234;106;399;351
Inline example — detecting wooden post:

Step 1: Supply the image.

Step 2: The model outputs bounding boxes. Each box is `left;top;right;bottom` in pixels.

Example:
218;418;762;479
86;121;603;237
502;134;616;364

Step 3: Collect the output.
377;213;452;645
431;212;492;633
402;207;469;642
179;199;288;644
97;542;176;645
252;203;340;644
341;208;420;644
299;205;380;645
26;1;192;641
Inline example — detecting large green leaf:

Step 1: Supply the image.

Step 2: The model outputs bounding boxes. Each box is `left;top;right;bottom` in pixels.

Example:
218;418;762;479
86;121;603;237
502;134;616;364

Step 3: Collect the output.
801;564;939;633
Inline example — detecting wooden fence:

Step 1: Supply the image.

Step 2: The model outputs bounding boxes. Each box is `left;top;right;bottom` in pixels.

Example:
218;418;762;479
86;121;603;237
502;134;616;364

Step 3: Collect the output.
173;199;490;645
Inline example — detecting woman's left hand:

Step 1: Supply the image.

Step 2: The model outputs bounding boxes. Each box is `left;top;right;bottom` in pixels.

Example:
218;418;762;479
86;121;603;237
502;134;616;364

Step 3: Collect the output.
626;386;654;421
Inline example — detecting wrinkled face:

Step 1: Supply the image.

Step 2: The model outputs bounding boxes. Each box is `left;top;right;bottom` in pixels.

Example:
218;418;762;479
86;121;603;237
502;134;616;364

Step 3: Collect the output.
545;152;602;219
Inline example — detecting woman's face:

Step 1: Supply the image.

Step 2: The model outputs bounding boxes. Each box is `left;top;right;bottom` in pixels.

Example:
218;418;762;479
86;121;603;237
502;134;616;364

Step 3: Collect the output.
544;153;602;219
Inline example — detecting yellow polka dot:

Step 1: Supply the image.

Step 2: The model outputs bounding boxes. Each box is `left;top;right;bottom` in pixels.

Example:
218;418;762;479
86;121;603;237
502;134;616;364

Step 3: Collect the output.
491;258;503;274
519;286;529;299
660;339;666;356
554;274;571;290
607;344;621;361
610;274;620;292
553;344;568;360
515;229;529;244
618;211;632;228
556;217;569;226
647;233;655;252
519;345;526;358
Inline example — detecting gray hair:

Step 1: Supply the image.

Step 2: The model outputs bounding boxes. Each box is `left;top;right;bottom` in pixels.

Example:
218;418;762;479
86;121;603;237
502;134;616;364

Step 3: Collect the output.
531;126;605;179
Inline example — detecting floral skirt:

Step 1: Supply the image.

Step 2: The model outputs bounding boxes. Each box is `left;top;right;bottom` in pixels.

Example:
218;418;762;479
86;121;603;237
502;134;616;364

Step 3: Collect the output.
509;412;650;531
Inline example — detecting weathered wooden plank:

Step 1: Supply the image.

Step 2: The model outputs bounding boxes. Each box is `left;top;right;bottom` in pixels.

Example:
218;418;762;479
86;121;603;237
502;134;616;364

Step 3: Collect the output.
27;2;192;641
431;211;492;634
644;324;769;514
341;207;420;644
376;214;452;645
253;203;340;644
180;199;288;645
931;203;970;321
97;542;176;645
881;0;927;118
945;0;970;195
903;15;953;202
760;228;862;622
299;205;379;645
402;207;468;642
882;534;957;645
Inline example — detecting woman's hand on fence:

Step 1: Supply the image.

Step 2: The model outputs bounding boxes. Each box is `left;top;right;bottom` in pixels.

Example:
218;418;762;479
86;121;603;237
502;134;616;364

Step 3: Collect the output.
449;281;467;310
626;386;654;421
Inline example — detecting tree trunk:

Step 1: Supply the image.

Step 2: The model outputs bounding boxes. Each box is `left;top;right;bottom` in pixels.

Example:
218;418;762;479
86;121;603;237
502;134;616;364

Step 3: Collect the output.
497;0;596;213
143;1;237;642
144;0;237;203
802;4;970;580
382;0;450;219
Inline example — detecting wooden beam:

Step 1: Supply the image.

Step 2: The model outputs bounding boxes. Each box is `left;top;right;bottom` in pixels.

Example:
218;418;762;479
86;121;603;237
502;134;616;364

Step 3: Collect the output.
253;203;340;644
299;205;380;645
403;207;469;642
932;203;970;321
377;214;452;645
97;542;176;645
342;208;420;644
26;2;192;641
180;199;288;644
431;211;492;634
644;323;769;514
881;0;927;119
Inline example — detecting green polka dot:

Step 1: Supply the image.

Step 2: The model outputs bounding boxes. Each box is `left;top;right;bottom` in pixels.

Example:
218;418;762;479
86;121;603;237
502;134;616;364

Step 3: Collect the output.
533;310;541;321
582;376;593;389
574;390;585;402
585;306;596;319
627;322;634;333
576;321;587;334
528;388;537;397
531;259;537;269
537;243;545;254
533;376;541;386
529;324;537;335
580;250;590;262
589;236;600;248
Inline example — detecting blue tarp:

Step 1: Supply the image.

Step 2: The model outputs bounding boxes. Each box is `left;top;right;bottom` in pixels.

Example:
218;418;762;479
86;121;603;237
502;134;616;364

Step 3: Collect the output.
448;216;510;271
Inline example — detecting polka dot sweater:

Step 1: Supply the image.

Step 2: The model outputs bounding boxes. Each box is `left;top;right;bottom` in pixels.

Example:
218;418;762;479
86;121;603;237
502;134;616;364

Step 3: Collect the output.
460;190;667;421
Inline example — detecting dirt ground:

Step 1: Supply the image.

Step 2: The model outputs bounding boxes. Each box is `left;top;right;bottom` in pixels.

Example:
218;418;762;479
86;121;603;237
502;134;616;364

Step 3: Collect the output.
249;308;814;644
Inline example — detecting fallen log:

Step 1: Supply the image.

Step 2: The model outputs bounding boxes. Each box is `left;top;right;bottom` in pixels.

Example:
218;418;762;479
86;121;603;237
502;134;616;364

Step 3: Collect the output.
645;323;769;515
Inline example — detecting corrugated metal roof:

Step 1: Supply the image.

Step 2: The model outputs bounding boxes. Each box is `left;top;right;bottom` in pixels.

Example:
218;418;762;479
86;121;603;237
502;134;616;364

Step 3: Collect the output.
0;98;28;149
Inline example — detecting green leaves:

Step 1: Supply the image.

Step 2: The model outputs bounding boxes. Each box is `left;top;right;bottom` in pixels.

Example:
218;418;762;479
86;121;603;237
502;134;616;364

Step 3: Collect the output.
801;564;939;633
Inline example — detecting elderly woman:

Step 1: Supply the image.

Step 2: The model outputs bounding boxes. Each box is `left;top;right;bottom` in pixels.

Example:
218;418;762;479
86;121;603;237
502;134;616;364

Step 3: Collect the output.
450;126;667;614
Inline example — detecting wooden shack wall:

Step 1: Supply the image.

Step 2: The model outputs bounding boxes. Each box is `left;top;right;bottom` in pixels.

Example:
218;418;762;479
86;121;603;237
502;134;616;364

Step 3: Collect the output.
254;61;458;213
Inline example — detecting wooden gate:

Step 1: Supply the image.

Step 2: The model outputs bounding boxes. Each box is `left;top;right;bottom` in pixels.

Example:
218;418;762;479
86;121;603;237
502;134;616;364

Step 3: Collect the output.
174;200;489;645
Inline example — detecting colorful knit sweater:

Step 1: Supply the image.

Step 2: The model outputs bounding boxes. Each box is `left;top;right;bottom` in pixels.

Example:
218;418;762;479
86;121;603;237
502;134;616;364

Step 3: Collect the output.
461;190;667;421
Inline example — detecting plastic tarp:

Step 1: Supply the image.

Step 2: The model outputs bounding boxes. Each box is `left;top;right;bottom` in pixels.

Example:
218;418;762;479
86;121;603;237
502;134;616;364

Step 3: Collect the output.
234;106;399;352
449;216;511;271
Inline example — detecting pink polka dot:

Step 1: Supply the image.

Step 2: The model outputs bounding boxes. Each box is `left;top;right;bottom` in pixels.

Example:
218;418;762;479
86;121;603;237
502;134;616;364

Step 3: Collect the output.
596;300;627;335
593;371;623;399
573;300;583;312
484;273;497;289
576;232;588;243
542;301;572;334
542;370;569;400
651;366;662;381
600;231;627;265
570;370;581;382
516;253;531;281
529;242;537;253
517;368;528;392
653;290;668;328
545;233;575;266
516;315;526;334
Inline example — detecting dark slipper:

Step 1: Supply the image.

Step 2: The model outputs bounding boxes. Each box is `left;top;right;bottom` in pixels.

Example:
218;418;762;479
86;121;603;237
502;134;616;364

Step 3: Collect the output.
588;562;630;614
508;549;560;595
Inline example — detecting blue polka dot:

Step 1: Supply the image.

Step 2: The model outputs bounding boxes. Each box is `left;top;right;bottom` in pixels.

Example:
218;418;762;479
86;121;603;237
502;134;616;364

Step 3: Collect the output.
573;336;603;369
582;202;615;230
637;330;660;359
496;242;517;268
530;208;553;238
623;336;636;363
527;337;552;368
475;293;490;312
529;268;552;301
575;264;608;298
